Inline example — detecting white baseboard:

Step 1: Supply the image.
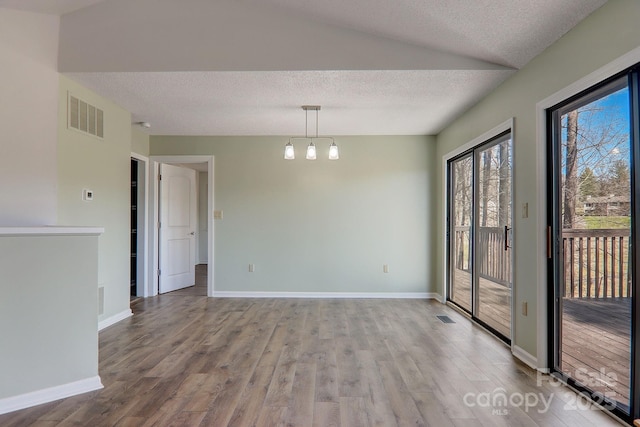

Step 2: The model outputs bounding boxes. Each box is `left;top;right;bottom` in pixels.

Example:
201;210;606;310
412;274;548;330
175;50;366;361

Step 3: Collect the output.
0;376;103;415
512;345;538;370
213;291;438;299
98;309;133;331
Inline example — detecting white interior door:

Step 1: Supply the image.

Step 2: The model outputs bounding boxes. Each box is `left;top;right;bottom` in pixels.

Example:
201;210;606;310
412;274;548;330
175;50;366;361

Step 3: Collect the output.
159;164;196;294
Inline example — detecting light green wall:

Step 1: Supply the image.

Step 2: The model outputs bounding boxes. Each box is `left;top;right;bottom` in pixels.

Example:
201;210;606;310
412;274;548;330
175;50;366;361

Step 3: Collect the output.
0;233;99;399
151;135;436;294
57;76;132;323
435;0;640;356
131;126;150;156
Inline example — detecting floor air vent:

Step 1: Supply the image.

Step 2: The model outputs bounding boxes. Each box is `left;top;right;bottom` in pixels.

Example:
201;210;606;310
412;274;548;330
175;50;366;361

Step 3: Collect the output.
436;315;455;323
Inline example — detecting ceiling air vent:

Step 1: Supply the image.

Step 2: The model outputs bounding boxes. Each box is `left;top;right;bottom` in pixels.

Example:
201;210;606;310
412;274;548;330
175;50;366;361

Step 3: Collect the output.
68;93;104;139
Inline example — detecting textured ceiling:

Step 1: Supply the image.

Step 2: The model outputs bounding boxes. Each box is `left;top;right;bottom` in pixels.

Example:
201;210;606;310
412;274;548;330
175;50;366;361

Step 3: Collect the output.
0;0;608;136
0;0;106;15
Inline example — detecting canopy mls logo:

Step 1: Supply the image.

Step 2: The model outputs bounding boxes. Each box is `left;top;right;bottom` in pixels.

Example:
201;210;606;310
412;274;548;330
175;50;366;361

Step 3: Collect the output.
462;368;619;416
463;388;553;415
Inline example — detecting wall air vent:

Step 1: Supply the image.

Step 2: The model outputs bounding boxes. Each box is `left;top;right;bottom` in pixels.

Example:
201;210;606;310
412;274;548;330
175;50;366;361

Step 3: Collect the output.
68;93;104;139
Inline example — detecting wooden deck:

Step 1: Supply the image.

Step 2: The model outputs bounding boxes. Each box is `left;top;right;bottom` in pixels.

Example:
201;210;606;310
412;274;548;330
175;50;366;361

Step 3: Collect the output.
561;297;631;407
450;269;511;337
450;267;631;407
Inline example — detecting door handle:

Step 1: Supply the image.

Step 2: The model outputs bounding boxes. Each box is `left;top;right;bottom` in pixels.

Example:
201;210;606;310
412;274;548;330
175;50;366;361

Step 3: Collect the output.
189;231;195;236
504;226;511;251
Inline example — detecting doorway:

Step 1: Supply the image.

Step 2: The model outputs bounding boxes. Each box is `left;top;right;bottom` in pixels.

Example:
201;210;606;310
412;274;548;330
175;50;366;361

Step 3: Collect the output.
447;130;513;343
149;155;215;297
130;154;148;298
130;158;138;297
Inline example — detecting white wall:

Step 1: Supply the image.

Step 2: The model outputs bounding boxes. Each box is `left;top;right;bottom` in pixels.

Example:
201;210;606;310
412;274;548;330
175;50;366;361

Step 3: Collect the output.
0;9;59;226
151;135;436;295
435;0;640;358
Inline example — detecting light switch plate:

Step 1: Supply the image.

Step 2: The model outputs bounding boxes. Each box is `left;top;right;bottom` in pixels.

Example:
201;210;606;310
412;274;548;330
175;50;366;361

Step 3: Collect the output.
214;210;223;220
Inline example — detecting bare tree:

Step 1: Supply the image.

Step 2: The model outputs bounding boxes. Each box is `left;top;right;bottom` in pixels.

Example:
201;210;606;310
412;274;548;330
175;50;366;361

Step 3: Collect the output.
481;150;491;227
498;141;510;227
563;110;579;228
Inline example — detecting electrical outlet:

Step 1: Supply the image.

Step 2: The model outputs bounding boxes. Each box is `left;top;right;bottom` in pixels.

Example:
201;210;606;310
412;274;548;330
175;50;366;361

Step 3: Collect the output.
248;264;255;273
383;264;389;273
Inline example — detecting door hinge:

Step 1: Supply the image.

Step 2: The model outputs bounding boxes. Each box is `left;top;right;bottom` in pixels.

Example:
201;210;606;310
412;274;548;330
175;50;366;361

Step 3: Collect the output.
157;269;161;276
159;174;162;181
547;226;552;259
157;221;161;229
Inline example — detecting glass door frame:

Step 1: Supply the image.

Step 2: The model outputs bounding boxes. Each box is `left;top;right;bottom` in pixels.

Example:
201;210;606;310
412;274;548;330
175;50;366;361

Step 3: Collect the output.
547;67;640;423
447;129;514;344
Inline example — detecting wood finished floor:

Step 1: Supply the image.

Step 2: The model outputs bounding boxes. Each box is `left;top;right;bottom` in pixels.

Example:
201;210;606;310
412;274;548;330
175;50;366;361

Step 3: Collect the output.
0;294;623;426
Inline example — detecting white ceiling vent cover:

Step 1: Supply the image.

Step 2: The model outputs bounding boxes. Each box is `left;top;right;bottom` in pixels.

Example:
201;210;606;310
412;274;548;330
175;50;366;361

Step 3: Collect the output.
68;93;104;139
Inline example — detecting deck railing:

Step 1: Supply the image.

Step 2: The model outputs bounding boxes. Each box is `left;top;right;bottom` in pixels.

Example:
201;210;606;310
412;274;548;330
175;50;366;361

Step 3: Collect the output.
562;229;631;298
453;226;631;298
454;226;511;287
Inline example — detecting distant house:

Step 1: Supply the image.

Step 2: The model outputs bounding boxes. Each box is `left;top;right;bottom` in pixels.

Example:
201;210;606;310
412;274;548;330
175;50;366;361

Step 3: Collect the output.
583;195;631;216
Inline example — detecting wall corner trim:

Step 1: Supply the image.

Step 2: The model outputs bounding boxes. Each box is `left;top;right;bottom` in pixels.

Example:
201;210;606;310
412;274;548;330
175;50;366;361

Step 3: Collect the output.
98;309;133;331
0;376;103;415
512;345;538;370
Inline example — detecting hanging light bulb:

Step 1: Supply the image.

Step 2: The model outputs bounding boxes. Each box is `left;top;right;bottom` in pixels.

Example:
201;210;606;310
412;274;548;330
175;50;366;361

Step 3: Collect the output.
284;141;295;160
306;141;317;160
328;141;339;160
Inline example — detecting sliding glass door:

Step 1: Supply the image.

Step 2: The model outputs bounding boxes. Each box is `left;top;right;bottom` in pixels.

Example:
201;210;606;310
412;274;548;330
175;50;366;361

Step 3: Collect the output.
549;69;640;421
448;131;513;342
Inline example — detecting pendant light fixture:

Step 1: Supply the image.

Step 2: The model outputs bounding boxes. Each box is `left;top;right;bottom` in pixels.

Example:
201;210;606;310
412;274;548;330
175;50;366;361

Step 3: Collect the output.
305;106;317;160
284;105;339;160
328;142;339;160
284;141;295;160
306;142;317;160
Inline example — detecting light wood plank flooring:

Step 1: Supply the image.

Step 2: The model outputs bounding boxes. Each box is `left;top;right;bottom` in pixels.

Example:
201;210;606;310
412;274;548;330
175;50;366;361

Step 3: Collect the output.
0;294;623;426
